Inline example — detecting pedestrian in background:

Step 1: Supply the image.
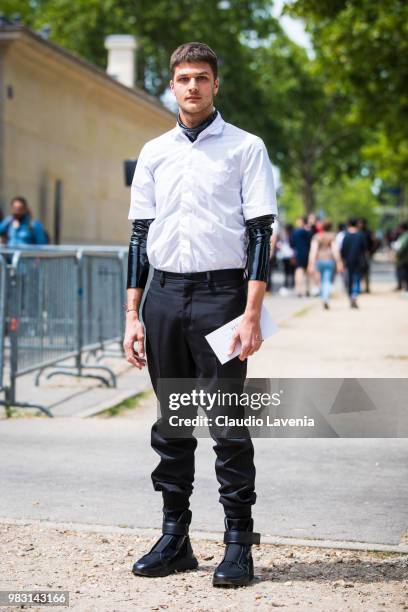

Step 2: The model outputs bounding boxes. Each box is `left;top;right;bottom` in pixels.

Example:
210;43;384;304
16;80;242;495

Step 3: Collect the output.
307;212;320;235
341;218;368;308
390;223;406;291
393;222;408;292
357;217;378;293
291;215;312;297
0;196;48;246
306;214;322;296
335;222;346;252
276;223;295;295
308;220;343;310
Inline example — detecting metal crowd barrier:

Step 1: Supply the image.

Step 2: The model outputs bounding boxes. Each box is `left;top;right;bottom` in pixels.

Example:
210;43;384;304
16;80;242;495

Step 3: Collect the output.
82;248;128;362
0;247;128;416
0;256;6;393
81;250;126;353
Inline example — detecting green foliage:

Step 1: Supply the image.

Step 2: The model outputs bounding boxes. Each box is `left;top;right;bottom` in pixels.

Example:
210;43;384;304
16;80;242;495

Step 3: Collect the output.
317;176;380;229
253;32;366;212
0;0;38;24
286;0;408;187
279;175;380;228
362;131;408;187
2;0;276;133
277;179;304;223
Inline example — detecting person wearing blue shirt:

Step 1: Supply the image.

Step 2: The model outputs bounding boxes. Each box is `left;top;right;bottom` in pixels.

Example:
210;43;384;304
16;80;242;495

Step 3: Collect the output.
0;196;48;247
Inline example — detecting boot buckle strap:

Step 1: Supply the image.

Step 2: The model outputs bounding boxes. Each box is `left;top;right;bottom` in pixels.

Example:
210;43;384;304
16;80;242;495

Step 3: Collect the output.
224;530;261;545
162;521;189;536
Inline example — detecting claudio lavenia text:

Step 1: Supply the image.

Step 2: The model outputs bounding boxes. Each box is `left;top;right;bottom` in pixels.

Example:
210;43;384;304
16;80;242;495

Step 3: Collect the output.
168;415;315;428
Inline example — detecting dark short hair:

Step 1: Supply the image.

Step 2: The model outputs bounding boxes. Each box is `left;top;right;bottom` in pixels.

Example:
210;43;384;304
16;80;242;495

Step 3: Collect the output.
170;42;218;79
11;195;28;208
348;218;358;227
322;220;332;231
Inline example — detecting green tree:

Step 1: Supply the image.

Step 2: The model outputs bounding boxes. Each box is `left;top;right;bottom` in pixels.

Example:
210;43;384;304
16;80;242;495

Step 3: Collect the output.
3;0;384;219
317;176;380;229
0;0;38;24
1;0;278;134
286;0;408;189
252;32;366;213
276;179;304;224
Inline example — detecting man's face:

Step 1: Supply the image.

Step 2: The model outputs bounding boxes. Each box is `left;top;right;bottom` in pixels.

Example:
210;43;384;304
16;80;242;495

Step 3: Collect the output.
11;200;27;220
170;61;219;116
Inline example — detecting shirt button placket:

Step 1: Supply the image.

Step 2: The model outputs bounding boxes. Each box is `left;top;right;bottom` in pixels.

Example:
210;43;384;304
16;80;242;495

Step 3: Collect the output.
179;143;194;272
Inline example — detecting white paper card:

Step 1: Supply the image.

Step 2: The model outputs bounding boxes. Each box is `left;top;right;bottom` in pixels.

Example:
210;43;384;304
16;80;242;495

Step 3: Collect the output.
204;305;278;365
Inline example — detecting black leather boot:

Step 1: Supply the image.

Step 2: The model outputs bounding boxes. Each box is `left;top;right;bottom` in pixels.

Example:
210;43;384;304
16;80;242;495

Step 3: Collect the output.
132;509;198;577
213;517;260;587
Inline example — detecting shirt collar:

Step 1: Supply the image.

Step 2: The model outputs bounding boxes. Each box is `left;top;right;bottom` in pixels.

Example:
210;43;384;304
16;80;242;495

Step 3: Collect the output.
174;111;225;142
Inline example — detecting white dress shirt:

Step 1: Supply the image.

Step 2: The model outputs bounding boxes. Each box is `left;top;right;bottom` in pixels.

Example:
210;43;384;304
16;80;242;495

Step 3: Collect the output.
128;112;278;273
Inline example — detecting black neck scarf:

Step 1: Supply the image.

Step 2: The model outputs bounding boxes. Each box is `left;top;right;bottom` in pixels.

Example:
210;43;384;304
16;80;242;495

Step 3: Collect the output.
177;108;218;142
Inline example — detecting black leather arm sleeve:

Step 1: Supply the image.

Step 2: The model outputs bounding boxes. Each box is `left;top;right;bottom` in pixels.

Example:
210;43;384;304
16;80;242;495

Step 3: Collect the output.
245;214;276;282
126;219;154;289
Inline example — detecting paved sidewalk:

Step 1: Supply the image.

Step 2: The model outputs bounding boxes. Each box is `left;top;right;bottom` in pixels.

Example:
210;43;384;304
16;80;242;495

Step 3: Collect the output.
254;279;408;378
0;356;151;419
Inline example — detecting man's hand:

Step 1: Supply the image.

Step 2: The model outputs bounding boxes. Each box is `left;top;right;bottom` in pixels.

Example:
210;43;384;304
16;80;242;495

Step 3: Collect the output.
123;314;146;369
228;314;263;361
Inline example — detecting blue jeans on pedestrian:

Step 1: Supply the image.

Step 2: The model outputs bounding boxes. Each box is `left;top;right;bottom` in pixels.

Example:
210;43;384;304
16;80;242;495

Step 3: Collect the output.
316;259;335;301
346;268;361;298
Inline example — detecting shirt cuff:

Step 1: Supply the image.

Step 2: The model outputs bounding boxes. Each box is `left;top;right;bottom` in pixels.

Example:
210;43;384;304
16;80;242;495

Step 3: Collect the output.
128;206;156;220
244;207;278;222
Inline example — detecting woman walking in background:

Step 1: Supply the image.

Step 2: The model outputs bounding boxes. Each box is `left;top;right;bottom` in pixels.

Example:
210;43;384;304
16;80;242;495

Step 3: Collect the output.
308;220;343;309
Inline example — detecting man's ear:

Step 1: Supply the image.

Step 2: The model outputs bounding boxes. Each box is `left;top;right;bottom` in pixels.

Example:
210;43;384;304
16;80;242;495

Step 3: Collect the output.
214;78;219;95
170;79;175;95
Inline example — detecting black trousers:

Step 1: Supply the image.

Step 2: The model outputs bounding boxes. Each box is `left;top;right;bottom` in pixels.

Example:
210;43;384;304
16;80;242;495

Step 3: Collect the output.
142;268;257;519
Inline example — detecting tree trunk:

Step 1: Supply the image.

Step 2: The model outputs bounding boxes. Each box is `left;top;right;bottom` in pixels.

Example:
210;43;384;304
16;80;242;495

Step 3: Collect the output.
136;43;146;91
301;173;316;215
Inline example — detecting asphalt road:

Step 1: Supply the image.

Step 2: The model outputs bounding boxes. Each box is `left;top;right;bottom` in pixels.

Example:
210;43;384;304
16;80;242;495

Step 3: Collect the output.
0;417;407;546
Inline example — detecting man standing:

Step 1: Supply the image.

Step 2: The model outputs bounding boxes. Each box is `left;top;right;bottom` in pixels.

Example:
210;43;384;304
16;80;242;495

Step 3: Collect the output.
124;42;277;587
